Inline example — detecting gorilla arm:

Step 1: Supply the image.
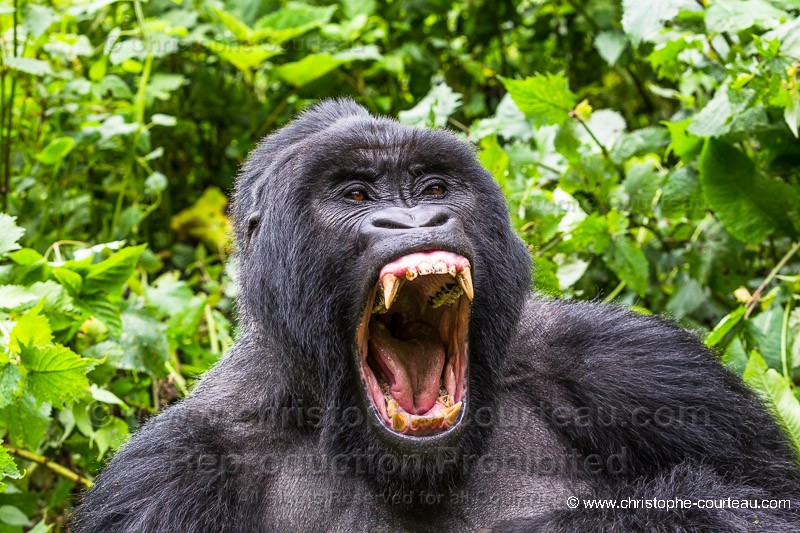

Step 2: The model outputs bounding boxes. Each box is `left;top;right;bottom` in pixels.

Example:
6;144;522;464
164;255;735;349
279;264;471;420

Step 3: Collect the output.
493;298;800;531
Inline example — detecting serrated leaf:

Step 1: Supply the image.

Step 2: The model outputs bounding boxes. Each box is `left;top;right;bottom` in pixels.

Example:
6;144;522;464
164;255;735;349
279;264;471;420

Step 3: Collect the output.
622;0;697;45
0;448;21;492
20;343;90;407
744;352;800;451
699;140;798;243
604;236;649;296
0;393;50;449
706;0;787;34
499;74;577;126
399;83;463;129
82;244;146;295
254;2;337;44
0;214;24;257
9;303;52;354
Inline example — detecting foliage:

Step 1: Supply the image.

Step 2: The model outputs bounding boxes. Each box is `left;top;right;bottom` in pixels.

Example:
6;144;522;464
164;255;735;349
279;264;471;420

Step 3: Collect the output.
0;0;799;527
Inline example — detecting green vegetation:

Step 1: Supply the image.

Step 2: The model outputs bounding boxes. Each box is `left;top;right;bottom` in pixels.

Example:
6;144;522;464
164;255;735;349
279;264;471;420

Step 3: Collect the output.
0;0;799;528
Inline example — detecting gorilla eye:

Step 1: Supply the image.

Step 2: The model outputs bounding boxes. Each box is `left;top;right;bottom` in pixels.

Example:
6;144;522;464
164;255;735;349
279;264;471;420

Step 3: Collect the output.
423;183;447;197
345;188;369;202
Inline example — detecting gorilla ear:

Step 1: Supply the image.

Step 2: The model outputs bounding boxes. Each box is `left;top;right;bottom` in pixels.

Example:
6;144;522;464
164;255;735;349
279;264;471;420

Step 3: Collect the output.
245;212;260;248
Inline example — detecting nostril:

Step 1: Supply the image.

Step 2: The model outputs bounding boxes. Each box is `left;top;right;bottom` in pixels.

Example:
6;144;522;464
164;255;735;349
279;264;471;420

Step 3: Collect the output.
372;217;413;230
425;211;449;228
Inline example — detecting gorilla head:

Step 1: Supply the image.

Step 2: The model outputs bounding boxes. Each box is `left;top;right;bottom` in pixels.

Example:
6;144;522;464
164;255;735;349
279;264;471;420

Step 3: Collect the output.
232;99;531;494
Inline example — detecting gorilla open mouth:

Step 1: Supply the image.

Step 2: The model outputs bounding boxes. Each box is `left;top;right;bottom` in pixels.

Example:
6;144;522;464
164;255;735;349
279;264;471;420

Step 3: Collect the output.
357;251;472;437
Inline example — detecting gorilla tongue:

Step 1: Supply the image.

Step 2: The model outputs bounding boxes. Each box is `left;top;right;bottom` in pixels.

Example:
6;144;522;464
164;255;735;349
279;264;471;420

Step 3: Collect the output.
368;321;446;414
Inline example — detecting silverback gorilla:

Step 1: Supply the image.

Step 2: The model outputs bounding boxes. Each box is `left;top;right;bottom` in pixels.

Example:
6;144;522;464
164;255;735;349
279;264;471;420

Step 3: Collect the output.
73;100;800;531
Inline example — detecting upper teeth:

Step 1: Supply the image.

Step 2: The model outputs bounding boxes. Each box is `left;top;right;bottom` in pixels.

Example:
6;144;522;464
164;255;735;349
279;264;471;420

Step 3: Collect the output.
379;261;474;311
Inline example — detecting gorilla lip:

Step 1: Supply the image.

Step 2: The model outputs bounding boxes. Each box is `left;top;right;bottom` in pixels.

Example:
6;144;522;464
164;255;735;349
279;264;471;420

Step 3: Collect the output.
357;250;471;437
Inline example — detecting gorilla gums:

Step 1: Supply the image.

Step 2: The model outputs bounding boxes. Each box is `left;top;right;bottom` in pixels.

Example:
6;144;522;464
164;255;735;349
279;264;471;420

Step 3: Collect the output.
73;100;800;531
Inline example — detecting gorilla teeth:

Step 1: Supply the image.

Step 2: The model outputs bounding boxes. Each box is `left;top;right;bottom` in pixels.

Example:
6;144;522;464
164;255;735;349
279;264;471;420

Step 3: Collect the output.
457;266;474;301
405;268;419;281
381;274;403;310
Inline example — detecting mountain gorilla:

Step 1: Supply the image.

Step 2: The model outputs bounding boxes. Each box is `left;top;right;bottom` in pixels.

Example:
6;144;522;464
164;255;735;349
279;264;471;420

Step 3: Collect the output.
73;100;800;531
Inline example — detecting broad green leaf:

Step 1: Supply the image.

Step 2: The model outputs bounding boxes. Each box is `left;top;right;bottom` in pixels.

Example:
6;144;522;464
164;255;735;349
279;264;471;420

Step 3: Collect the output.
170;188;231;254
20;343;90;407
604;235;649;296
254;2;337;44
0;505;31;527
399;83;463;129
624;161;663;212
705;306;746;347
209;7;253;42
0;366;23;409
0;393;50;449
706;0;787;34
687;89;732;138
23;4;58;39
5;57;52;76
622;0;697;45
699;140;798;243
0;448;21;492
479;136;509;189
86;313;169;375
145;275;194;317
273;54;345;86
500;74;577;126
0;214;24;258
76;296;122;337
594;31;627;66
36;137;75;165
52;267;83;295
82;244;146;295
744;352;800;451
203;41;280;72
9;303;52;354
93;416;129;458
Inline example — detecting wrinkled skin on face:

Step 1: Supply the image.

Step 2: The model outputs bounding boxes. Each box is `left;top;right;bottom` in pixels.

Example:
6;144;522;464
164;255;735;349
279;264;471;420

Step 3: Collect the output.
232;99;531;492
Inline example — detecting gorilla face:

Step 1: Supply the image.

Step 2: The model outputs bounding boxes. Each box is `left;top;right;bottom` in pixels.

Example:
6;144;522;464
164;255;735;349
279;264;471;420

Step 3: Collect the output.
233;100;530;491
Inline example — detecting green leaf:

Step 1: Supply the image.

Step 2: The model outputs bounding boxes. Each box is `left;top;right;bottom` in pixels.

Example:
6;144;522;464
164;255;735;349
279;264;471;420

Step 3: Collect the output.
5;57;52;76
744;352;800;451
0;214;24;258
20;344;90;407
622;0;696;45
706;0;787;34
254;2;337;44
0;393;50;449
705;306;746;347
82;244;146;295
604;236;649;296
52;268;83;295
9;303;52;354
478;136;510;189
93;416;129;459
687;89;732;138
145;275;194;317
273;54;345;86
0;505;31;527
499;74;577;126
0;448;21;492
76;297;121;337
399;83;463;129
699;140;798;243
36;137;75;165
594;31;627;66
203;41;280;72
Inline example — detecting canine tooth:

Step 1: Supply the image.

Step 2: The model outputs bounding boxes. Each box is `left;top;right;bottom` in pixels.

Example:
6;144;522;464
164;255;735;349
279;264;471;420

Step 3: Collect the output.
418;261;433;275
405;268;418;281
392;412;409;432
457;266;474;300
444;402;463;426
381;274;402;310
433;261;448;274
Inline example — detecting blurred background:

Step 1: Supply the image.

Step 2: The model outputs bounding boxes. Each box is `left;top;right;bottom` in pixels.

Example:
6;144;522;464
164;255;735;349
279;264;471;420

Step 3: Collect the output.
0;0;799;528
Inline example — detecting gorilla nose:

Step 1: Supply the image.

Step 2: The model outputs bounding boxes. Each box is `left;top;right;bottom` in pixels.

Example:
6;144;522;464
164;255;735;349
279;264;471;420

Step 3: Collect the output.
365;206;452;235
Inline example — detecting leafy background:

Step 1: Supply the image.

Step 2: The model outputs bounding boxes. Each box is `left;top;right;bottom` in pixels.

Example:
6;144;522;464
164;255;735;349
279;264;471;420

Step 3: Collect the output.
0;0;800;528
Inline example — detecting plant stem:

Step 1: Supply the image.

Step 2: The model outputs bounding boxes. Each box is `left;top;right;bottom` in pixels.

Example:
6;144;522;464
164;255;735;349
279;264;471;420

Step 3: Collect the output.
781;298;792;379
745;240;800;318
7;446;93;488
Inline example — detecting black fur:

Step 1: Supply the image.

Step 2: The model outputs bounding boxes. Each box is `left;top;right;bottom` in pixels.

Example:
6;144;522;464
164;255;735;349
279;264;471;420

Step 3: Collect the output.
71;100;800;531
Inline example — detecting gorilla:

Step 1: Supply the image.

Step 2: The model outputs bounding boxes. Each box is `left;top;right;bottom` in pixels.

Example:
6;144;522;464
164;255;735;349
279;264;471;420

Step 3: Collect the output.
72;99;800;531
